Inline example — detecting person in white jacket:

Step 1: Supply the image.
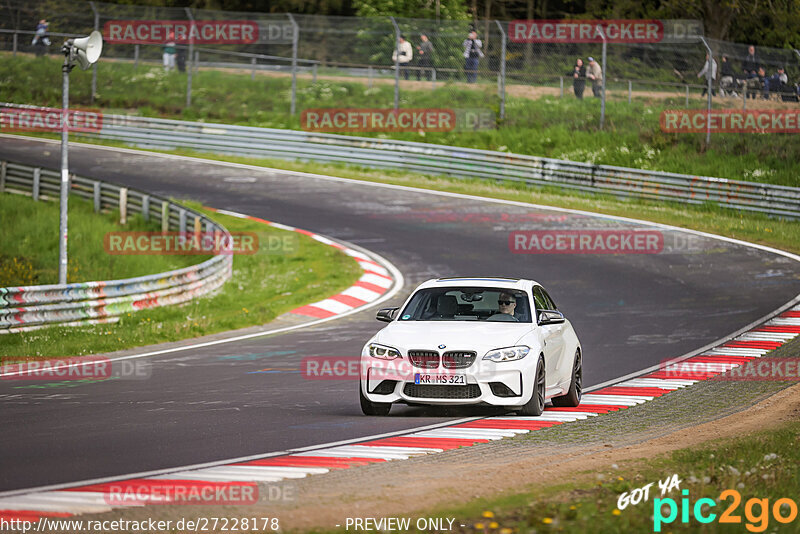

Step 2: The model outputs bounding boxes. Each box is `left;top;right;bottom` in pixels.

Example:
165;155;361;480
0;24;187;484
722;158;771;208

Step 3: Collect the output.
698;53;717;96
463;30;484;83
392;35;413;80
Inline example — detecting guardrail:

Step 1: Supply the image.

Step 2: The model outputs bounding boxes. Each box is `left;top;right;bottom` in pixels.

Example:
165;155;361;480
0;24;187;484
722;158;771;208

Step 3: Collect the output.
0;159;233;333
69;112;800;220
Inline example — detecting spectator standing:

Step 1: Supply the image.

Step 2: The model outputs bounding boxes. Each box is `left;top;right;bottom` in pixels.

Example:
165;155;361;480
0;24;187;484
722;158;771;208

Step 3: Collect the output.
719;55;737;97
742;45;760;78
416;33;434;81
757;67;769;99
392;35;413;80
163;32;177;72
586;57;603;97
31;19;50;56
463;30;484;83
697;53;717;96
571;58;586;99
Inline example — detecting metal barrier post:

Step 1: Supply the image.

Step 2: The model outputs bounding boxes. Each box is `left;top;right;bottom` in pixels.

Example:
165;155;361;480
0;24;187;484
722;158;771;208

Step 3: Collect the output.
559;76;564;97
685;85;689;107
251;57;256;80
185;7;194;108
93;182;101;212
134;44;139;69
287;13;299;115
431;67;436;88
628;80;632;104
12;32;17;56
142;194;149;221
33;168;41;201
89;1;99;105
368;65;373;88
0;161;6;192
390;16;400;110
119;187;128;224
161;201;169;232
194;51;199;75
179;209;187;234
599;28;607;129
699;37;713;146
495;20;506;119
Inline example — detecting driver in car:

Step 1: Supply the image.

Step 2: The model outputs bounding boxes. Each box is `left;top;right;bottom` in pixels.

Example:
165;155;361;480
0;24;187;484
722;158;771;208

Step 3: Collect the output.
496;292;517;319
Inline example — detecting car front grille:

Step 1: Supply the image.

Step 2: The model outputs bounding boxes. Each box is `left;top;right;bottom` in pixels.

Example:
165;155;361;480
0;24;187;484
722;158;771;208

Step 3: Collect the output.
441;351;477;369
403;383;481;399
408;350;439;368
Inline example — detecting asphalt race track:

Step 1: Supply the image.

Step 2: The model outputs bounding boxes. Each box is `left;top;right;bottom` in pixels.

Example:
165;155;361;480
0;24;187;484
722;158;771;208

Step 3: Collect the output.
2;137;799;493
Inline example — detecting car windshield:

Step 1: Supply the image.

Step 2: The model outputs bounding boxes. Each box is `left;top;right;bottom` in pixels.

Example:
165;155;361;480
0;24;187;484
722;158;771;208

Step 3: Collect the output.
399;287;532;323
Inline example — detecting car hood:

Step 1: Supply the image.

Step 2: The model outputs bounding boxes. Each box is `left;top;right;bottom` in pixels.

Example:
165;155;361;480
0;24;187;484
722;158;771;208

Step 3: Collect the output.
374;321;533;354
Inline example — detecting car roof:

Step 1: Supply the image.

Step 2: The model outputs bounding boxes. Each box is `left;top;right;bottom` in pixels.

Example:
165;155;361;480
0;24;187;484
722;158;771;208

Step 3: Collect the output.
416;277;536;291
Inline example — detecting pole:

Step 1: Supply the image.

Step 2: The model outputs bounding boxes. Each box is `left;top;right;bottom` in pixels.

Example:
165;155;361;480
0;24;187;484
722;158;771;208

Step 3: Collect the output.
185;7;194;108
495;20;506;120
628;80;632;104
390;17;400;111
13;32;17;56
598;27;607;129
89;1;99;105
59;54;73;284
699;37;713;146
287;14;299;115
134;44;139;69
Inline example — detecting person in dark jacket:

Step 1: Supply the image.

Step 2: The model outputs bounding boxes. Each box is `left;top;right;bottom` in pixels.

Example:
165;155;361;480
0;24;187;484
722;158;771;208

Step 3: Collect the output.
416;33;434;81
571;58;586;99
719;55;737;97
742;45;760;78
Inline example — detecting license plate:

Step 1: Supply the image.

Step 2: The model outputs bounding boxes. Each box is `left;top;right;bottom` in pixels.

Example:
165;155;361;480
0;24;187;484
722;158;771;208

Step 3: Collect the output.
414;373;467;385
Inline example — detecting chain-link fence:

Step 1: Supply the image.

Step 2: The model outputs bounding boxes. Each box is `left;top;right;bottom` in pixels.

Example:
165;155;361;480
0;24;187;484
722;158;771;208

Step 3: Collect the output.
2;1;800;138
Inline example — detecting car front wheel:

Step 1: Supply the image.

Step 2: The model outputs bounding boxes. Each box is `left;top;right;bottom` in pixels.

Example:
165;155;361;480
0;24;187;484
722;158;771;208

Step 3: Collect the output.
517;354;545;416
360;384;391;416
552;349;582;408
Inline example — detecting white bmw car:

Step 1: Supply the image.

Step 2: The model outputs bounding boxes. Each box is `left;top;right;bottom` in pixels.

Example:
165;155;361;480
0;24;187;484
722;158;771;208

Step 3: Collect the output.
359;277;582;416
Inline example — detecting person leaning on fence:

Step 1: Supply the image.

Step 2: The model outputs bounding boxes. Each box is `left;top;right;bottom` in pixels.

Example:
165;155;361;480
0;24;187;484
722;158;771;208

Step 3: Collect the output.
463;30;484;83
718;55;737;97
392;35;413;80
163;32;177;72
32;19;50;56
697;53;717;97
416;33;434;81
586;57;602;97
571;58;586;99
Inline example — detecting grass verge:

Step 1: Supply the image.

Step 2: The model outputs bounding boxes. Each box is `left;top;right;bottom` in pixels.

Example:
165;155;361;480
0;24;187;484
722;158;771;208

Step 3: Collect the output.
0;199;362;359
1;54;799;186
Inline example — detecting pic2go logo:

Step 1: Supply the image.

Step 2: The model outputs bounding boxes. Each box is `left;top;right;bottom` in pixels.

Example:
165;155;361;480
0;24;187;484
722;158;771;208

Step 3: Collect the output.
654;489;798;532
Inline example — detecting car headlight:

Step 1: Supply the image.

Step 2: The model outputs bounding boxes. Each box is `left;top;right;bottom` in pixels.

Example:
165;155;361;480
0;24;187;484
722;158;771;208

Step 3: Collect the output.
483;345;530;362
368;343;402;360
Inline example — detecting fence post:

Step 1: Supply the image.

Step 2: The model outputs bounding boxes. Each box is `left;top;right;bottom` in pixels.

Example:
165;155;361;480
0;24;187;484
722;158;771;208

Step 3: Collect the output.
32;168;40;201
742;84;747;110
431;67;436;89
119;187;128;225
194;51;199;75
142;194;149;221
161;201;169;232
134;44;139;69
0;161;6;192
287;13;299;115
179;209;187;234
390;17;400;110
312;63;318;83
699;37;713;146
559;76;564;97
12;32;17;56
599;28;607;129
89;1;99;105
685;85;689;107
251;57;256;80
93;182;101;212
628;80;632;104
368;65;373;88
495;20;506;120
185;7;194;108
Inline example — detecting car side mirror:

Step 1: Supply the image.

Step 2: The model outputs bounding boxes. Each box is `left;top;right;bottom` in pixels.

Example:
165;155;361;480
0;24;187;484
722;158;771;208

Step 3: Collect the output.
538;310;565;325
376;307;399;322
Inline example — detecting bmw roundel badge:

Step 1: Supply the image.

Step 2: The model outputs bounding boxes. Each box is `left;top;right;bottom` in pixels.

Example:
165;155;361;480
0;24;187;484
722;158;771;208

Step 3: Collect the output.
438;344;446;349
